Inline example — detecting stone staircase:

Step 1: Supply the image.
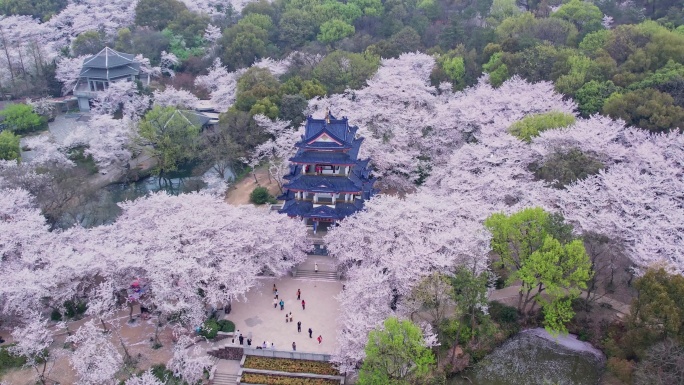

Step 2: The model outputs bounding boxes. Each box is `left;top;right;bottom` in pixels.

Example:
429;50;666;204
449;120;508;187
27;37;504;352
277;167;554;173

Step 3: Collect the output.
210;357;242;385
212;372;240;385
294;269;339;281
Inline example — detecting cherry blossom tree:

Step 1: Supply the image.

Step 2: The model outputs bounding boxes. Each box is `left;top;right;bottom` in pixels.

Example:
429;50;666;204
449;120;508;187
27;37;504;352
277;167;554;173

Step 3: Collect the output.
63;115;135;169
167;335;214;384
91;80;151;119
179;0;256;14
55;55;89;95
26;98;55;117
67;320;123;385
308;54;575;192
47;0;138;46
9;314;57;385
203;24;222;56
252;57;292;77
81;192;311;332
425;137;554;217
559;161;684;274
195;58;245;112
308;53;437;191
325;192;490;372
0;15;57;89
22;136;74;167
152;86;200;109
125;370;165;385
203;24;222;44
250;115;303;192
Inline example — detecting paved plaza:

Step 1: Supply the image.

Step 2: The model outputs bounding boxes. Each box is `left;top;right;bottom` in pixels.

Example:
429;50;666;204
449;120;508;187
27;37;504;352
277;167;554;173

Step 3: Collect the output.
224;259;343;354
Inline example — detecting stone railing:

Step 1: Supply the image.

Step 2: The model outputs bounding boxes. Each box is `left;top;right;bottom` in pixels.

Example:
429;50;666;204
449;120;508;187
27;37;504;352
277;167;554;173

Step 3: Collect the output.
243;347;332;362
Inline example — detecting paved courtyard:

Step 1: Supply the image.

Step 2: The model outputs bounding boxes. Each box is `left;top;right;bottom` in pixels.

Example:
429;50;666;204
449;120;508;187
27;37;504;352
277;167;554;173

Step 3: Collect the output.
225;262;343;355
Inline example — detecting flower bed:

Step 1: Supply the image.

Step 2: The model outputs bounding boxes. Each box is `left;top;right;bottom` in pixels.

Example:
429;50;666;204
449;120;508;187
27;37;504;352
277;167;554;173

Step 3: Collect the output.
244;357;339;375
241;373;339;385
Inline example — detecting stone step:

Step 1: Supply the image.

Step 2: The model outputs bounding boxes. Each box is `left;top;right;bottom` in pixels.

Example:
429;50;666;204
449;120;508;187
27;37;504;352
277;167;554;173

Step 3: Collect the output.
212;373;239;385
294;270;338;280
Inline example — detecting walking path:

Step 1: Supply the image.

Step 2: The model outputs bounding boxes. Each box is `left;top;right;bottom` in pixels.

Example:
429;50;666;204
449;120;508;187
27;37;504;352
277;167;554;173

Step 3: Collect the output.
489;285;631;317
224;167;281;205
224;269;343;355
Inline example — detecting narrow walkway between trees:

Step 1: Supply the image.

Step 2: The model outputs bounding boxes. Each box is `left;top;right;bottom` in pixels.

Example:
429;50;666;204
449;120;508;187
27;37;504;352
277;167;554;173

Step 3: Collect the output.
489;285;631;317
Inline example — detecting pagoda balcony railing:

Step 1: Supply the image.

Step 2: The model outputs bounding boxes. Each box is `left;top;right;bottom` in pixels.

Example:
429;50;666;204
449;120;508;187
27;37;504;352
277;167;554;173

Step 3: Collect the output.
302;172;348;177
296;197;339;205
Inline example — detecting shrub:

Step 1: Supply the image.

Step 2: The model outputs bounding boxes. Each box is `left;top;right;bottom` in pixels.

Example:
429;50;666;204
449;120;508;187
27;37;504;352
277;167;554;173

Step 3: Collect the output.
148;364;185;385
50;309;63;321
0;104;47;134
200;319;219;339
606;357;634;383
249;186;274;205
533;148;604;189
243;357;339;375
217;319;235;333
0;345;27;373
508;111;576;142
489;301;519;324
241;373;339;385
0;131;21;161
63;300;87;319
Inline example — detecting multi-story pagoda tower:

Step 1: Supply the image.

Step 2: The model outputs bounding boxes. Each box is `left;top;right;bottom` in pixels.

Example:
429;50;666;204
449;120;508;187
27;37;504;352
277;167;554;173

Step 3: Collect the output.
279;112;377;232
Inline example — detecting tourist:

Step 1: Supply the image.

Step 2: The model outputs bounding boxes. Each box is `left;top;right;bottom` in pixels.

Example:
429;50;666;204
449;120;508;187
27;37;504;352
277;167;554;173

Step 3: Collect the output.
301;300;305;310
317;335;322;344
308;328;313;338
271;342;275;349
289;312;293;322
273;297;278;309
273;284;277;293
297;321;301;333
286;314;289;323
275;289;279;299
238;335;244;345
247;338;252;346
297;288;301;300
279;299;285;310
292;342;296;351
314;262;318;273
262;341;267;349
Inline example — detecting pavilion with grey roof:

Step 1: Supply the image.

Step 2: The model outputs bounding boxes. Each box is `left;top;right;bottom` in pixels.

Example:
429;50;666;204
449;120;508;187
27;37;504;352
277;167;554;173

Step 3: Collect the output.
73;47;144;112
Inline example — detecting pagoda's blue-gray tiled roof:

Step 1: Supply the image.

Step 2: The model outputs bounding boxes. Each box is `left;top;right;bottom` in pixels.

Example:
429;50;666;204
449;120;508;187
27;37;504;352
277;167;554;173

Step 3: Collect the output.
278;113;376;221
279;199;365;219
79;63;140;79
283;175;364;193
81;47;137;69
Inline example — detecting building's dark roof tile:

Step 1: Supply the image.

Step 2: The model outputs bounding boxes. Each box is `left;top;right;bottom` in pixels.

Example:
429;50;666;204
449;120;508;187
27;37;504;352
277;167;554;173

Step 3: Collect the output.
279;200;365;219
79;63;140;79
283;175;364;193
81;47;137;69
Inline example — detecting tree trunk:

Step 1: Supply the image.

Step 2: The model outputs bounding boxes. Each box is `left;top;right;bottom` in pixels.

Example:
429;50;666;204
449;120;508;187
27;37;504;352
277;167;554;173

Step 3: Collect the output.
0;29;15;90
100;317;109;333
119;334;134;365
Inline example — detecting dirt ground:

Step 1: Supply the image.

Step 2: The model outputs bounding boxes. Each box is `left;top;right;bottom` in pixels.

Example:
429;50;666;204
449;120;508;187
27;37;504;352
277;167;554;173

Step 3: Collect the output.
1;309;175;385
224;167;282;206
